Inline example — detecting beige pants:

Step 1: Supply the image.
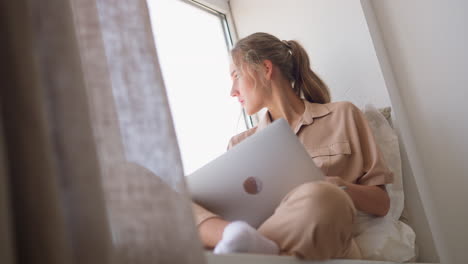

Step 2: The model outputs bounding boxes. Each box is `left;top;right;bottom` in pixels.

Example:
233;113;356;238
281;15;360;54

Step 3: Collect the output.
193;182;361;260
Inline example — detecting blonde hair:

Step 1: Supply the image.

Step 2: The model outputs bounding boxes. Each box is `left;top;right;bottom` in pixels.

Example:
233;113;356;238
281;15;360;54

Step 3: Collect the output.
231;32;331;104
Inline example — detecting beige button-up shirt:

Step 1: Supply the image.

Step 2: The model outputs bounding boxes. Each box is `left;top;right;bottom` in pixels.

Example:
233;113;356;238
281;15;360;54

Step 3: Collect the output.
228;100;393;186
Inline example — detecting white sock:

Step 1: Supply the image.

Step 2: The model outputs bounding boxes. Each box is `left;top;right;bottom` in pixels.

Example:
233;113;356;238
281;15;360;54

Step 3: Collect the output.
213;221;279;255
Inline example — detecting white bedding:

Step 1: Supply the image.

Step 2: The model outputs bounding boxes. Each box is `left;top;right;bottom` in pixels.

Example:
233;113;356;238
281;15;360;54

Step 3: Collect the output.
353;105;417;262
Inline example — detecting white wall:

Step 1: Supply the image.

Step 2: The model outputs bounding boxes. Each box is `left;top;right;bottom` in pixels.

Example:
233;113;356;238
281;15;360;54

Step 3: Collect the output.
229;0;391;109
369;1;468;263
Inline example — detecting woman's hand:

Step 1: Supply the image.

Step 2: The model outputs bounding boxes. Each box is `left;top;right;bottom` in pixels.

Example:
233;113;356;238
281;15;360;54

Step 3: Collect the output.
323;176;390;217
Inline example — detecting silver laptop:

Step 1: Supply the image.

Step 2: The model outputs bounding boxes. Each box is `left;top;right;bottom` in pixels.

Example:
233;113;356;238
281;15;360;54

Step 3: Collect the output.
186;118;324;228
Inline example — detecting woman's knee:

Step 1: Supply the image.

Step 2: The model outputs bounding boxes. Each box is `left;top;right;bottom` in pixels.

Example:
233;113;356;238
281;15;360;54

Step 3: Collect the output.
284;182;347;203
280;181;355;222
259;182;357;259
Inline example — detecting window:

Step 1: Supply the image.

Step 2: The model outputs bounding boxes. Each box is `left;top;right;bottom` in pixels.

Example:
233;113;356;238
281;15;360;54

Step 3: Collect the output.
147;0;250;175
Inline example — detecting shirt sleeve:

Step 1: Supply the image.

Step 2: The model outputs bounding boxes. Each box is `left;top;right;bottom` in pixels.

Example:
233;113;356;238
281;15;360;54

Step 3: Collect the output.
227;137;235;151
351;105;394;186
226;127;257;151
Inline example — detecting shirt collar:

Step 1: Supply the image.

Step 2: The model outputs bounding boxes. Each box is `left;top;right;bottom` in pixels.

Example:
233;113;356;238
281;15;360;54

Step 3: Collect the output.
256;100;331;134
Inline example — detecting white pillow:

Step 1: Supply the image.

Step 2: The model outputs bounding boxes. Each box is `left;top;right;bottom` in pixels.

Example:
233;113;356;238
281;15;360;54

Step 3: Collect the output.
365;105;403;220
354;104;417;262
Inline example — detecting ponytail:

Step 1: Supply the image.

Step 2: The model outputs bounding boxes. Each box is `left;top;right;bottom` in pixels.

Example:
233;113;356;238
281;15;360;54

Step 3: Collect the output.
286;40;331;104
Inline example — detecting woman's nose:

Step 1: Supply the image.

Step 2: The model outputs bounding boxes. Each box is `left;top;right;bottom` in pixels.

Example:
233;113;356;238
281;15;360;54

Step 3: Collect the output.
230;86;239;97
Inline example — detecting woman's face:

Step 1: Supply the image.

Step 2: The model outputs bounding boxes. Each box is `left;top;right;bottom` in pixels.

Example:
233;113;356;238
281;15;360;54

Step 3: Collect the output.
230;63;265;115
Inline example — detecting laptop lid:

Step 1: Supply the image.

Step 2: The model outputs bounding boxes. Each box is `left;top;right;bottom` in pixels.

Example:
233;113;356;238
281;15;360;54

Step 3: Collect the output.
186;118;324;228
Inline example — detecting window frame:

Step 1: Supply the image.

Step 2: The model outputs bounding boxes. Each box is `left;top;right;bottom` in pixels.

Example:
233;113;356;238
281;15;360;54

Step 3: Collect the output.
184;0;257;129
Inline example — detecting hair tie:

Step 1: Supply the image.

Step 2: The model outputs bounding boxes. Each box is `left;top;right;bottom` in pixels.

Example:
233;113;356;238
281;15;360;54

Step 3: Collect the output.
282;40;293;56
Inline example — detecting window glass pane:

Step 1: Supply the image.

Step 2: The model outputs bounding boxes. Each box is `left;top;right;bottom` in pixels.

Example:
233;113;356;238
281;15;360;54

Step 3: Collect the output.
147;0;246;175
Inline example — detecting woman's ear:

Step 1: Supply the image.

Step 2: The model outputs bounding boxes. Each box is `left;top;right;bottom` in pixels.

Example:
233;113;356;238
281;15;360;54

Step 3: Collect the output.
262;60;273;80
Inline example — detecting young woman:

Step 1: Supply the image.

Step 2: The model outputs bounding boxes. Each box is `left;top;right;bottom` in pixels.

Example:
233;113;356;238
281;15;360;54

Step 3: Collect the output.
192;32;393;260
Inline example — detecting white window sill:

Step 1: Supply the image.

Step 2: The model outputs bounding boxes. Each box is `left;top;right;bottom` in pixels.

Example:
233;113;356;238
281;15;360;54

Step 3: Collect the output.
205;251;437;264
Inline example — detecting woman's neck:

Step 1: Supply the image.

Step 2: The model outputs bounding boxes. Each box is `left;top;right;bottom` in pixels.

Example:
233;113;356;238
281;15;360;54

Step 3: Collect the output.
265;80;305;128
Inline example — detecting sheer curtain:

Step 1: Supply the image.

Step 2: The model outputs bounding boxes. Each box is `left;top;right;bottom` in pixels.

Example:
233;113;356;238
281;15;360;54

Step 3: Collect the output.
0;0;204;263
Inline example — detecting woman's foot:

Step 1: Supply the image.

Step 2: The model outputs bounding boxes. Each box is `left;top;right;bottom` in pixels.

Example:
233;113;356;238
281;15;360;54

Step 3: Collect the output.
213;221;279;255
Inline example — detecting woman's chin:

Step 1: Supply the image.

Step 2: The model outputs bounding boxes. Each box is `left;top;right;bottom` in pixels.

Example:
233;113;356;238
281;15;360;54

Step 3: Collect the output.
245;107;260;116
243;102;263;116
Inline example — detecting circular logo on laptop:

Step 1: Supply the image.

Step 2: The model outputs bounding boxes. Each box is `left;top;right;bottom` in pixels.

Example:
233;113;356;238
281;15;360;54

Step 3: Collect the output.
243;177;262;195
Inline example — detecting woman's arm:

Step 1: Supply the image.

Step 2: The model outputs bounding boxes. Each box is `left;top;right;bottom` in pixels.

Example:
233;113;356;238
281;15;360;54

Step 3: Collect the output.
325;176;390;217
198;217;230;249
